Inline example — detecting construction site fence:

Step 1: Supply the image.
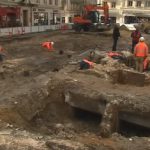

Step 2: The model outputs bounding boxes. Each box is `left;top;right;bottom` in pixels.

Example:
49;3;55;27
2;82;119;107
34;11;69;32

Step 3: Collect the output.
0;24;73;37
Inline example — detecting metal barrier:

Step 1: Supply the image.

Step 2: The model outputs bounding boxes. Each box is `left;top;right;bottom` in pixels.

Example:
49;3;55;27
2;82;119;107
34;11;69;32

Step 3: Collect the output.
0;24;63;37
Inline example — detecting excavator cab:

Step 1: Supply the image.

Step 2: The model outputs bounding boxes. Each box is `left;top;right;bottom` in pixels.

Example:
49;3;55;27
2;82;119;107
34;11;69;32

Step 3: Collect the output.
86;11;100;23
73;2;111;32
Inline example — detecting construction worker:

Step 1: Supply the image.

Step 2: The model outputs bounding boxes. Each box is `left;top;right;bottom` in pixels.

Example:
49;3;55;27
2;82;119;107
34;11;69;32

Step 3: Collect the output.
112;24;120;51
134;37;149;72
131;26;141;53
0;45;4;62
80;51;95;70
0;45;6;79
42;41;54;51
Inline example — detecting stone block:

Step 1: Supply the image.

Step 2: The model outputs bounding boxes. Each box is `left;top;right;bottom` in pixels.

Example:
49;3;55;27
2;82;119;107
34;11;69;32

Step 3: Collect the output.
111;69;145;87
121;69;145;86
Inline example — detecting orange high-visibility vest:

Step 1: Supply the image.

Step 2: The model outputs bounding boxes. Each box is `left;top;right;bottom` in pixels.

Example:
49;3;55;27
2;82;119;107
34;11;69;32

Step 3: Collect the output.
42;42;54;50
83;59;94;68
0;46;4;52
134;42;148;57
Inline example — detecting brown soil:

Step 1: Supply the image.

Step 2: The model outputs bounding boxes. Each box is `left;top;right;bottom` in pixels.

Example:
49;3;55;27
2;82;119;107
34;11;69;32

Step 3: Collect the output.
0;30;149;150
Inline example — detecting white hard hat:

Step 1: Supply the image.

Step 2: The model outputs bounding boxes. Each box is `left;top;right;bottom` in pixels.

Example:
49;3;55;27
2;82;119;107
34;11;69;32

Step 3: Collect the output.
51;42;54;45
139;37;145;42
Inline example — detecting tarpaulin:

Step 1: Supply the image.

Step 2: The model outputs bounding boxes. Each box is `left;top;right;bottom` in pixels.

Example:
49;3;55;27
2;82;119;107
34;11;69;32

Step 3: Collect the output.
107;51;125;61
107;52;122;57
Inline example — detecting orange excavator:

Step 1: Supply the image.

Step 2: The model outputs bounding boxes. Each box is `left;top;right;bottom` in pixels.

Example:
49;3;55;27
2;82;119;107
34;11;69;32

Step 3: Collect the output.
73;2;111;32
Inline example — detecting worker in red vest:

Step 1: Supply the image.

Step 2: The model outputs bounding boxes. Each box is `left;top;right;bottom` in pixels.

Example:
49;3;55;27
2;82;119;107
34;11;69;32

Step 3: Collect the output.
131;26;141;53
80;51;95;70
134;37;149;72
42;41;54;51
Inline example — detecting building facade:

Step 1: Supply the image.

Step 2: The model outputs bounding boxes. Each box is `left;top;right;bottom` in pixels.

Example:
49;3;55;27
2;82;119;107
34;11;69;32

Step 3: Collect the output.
60;0;97;24
99;0;150;24
0;0;97;27
1;0;149;28
0;0;62;27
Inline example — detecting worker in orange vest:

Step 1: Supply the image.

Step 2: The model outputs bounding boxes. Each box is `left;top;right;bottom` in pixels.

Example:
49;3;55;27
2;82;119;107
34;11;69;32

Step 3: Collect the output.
80;51;95;70
42;41;54;51
134;37;149;72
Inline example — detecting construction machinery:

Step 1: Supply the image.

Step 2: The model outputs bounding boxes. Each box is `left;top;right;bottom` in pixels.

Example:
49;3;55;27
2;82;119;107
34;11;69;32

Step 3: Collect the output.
73;2;111;32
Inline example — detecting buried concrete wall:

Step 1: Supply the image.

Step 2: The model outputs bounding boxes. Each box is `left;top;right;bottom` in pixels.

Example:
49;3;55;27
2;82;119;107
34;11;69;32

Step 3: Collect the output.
63;76;150;137
0;70;149;137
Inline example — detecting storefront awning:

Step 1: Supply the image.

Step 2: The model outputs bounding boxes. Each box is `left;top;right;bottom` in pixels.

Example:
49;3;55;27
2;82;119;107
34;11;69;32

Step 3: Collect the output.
0;7;20;17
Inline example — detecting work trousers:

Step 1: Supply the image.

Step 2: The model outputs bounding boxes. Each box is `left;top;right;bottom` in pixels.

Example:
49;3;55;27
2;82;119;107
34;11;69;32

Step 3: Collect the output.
135;57;145;73
112;38;118;51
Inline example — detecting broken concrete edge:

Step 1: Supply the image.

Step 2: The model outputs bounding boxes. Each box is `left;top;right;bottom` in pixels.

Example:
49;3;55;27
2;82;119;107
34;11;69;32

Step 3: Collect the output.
63;81;150;137
76;67;147;87
0;71;149;139
64;91;106;115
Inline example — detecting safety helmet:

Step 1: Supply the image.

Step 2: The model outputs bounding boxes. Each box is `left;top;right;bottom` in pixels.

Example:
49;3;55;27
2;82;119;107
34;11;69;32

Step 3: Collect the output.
139;37;145;42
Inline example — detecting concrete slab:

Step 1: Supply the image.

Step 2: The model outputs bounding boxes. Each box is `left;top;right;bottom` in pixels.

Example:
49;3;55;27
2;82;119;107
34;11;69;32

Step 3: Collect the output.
112;69;145;86
119;111;150;128
64;80;150;137
64;91;106;115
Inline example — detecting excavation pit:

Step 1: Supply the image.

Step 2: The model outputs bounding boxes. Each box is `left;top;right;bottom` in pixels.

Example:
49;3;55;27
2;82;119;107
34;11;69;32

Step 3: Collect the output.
72;107;102;133
72;107;102;124
0;31;150;149
119;120;150;137
118;111;150;137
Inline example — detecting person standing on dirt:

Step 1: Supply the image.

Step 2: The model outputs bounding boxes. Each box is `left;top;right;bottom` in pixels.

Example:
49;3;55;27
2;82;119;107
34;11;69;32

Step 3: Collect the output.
131;26;142;53
134;37;149;72
0;45;6;79
112;24;120;51
0;45;4;62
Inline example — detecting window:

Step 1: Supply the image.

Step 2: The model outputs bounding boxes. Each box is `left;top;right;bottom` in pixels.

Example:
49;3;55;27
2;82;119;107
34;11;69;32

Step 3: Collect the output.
34;12;48;26
56;17;60;24
136;1;141;7
145;1;150;7
128;1;133;6
55;0;58;5
111;2;116;8
36;0;40;3
43;0;47;4
62;17;65;23
49;0;52;5
68;17;72;23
